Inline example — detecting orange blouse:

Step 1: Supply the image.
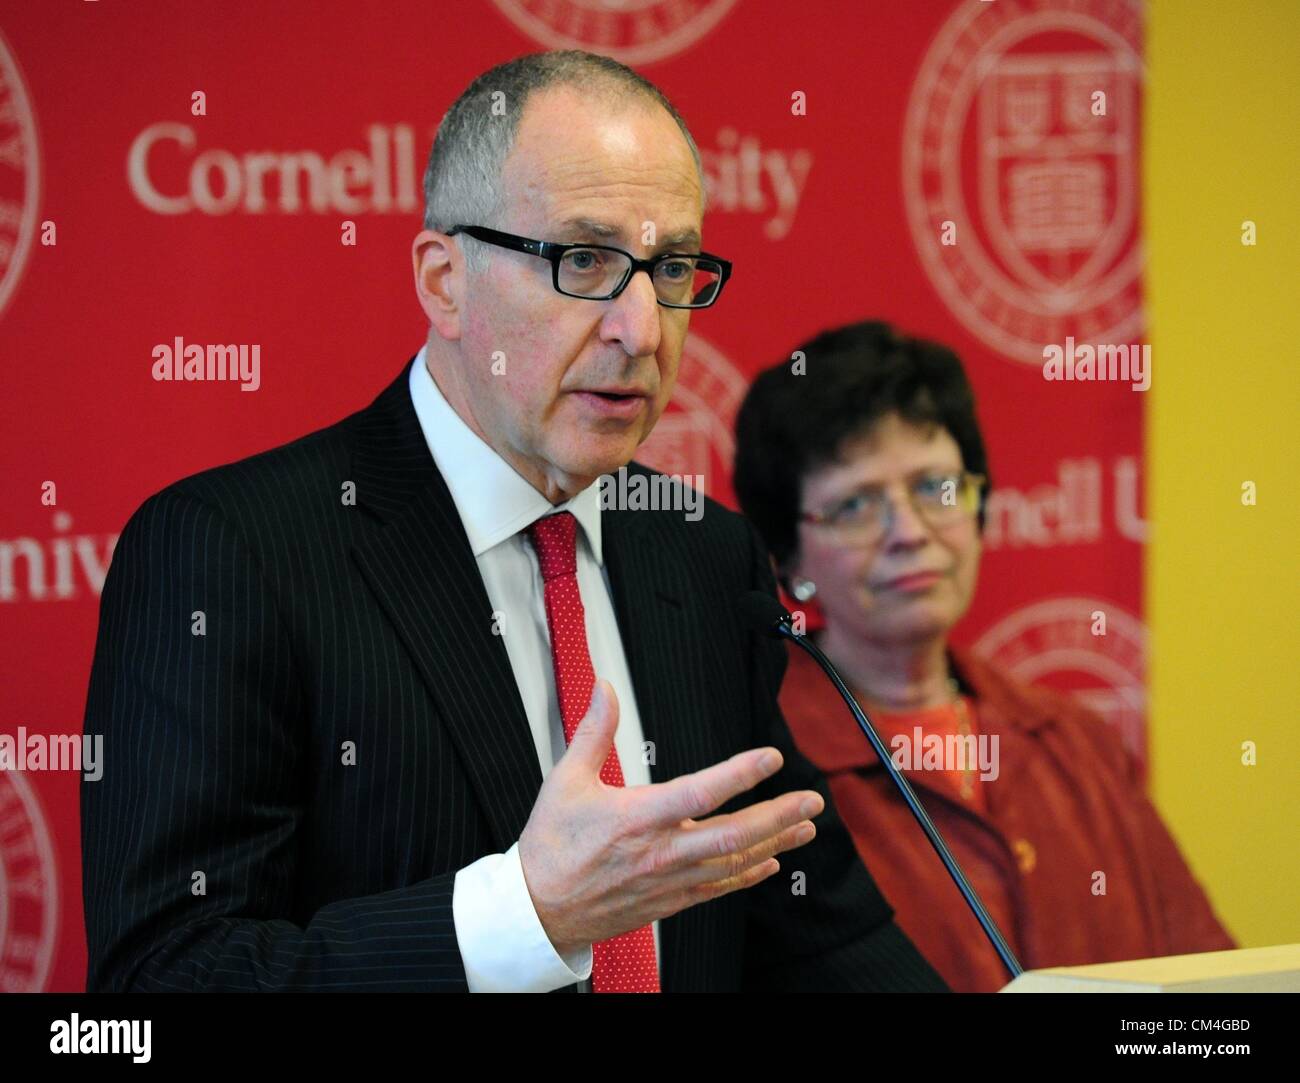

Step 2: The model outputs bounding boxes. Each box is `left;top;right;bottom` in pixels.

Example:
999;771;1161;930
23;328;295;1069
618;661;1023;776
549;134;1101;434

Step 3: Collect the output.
866;696;989;816
779;642;1236;992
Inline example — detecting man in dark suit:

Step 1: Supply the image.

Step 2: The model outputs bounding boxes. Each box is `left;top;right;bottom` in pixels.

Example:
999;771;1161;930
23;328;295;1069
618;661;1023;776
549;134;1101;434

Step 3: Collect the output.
81;50;947;993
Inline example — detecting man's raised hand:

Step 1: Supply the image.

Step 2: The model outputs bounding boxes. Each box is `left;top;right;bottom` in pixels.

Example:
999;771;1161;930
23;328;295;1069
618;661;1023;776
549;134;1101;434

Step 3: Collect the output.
518;678;824;960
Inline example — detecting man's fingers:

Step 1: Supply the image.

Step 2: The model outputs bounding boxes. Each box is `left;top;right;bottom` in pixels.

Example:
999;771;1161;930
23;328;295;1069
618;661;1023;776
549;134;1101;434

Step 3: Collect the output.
666;790;823;869
670;818;816;891
642;746;785;826
562;678;619;776
690;854;783;905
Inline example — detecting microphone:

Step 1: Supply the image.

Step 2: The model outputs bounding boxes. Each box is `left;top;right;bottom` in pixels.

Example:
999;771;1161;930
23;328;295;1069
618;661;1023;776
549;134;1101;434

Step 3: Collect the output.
742;590;1023;980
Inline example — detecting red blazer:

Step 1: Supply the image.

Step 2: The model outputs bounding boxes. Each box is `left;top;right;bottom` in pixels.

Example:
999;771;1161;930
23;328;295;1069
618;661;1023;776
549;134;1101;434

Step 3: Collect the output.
778;642;1236;992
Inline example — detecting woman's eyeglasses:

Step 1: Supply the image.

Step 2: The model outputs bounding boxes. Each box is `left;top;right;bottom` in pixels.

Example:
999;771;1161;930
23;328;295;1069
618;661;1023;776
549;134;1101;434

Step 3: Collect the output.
800;471;986;544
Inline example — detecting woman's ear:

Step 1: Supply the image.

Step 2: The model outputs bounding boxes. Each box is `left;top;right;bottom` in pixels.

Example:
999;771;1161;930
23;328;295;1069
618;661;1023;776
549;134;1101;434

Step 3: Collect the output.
775;551;799;596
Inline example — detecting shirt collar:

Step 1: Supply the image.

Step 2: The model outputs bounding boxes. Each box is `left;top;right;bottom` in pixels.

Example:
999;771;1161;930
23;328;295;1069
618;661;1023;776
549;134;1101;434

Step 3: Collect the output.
407;344;603;562
779;640;1053;774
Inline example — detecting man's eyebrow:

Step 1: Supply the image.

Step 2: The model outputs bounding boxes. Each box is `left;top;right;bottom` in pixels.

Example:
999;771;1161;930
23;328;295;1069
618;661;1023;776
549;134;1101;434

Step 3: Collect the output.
659;227;702;249
555;217;702;250
556;217;620;240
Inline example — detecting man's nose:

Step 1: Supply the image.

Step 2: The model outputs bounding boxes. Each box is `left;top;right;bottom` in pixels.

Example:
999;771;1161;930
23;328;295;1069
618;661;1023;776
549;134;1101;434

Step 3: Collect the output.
602;269;663;357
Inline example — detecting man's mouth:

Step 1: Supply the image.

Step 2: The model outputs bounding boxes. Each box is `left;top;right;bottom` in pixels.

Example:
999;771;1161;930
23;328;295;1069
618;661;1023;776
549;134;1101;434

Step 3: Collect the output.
573;389;648;418
583;384;650;398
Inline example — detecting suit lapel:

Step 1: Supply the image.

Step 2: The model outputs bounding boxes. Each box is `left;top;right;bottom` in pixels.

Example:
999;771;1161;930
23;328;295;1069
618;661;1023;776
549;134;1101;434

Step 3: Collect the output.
346;364;713;986
603;483;717;991
347;357;542;853
601;493;709;787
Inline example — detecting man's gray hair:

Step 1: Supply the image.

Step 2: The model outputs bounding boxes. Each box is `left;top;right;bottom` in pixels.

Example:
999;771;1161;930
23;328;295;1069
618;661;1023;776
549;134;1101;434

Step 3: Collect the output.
423;50;706;272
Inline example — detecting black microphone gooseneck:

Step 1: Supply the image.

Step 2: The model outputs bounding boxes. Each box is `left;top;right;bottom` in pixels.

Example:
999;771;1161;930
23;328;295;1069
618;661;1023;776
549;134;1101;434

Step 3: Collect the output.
742;590;1023;980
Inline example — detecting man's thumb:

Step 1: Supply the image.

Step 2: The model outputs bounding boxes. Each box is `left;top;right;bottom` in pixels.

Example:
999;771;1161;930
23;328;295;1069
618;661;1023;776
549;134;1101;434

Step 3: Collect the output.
565;678;619;773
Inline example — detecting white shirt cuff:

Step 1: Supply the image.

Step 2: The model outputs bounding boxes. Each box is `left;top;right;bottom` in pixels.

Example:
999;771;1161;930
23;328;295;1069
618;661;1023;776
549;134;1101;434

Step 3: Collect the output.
453;841;593;992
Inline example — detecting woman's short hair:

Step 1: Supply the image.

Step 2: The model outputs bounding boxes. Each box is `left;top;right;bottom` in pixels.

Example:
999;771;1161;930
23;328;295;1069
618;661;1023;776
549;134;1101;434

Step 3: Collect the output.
733;319;991;578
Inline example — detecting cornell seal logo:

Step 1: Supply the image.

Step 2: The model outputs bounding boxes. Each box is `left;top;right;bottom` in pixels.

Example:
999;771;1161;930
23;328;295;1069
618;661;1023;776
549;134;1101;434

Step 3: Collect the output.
0;29;40;323
902;0;1145;364
634;331;747;508
0;773;59;991
491;0;738;64
972;595;1148;769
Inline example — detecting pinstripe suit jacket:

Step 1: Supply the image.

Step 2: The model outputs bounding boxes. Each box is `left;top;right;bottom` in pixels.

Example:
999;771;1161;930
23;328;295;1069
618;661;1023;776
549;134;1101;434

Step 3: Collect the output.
81;354;948;993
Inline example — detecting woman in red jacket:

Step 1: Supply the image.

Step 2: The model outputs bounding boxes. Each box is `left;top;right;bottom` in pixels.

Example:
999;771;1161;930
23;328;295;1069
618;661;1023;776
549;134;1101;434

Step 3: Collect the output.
733;320;1234;992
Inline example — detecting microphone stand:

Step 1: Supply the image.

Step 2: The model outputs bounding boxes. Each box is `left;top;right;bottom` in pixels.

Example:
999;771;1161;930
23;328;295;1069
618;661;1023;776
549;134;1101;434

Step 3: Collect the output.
775;615;1023;980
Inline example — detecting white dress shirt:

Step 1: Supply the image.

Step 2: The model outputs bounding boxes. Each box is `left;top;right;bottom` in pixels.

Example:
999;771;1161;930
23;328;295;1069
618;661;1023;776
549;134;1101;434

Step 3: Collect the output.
408;346;660;992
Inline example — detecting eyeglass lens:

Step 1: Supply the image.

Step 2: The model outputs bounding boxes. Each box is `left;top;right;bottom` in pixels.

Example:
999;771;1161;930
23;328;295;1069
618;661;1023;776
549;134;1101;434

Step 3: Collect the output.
557;249;723;306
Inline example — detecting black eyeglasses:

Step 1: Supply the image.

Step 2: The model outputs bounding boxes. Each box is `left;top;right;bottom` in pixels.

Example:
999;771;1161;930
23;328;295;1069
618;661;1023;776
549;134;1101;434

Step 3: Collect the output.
446;224;732;309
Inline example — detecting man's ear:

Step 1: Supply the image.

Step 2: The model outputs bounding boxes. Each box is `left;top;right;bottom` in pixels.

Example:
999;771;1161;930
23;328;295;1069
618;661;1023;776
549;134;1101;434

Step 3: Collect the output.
412;229;463;341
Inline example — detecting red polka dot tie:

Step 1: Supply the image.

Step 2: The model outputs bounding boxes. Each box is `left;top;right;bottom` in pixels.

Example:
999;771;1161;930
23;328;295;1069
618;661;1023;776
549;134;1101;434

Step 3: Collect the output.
526;511;660;993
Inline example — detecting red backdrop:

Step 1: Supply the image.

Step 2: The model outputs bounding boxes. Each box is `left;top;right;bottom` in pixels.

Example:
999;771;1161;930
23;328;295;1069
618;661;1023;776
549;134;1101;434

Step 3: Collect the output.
0;0;1146;991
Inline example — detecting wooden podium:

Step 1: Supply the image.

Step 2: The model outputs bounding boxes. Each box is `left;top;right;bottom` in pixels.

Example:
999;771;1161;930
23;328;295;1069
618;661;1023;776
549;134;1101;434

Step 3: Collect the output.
999;943;1300;992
